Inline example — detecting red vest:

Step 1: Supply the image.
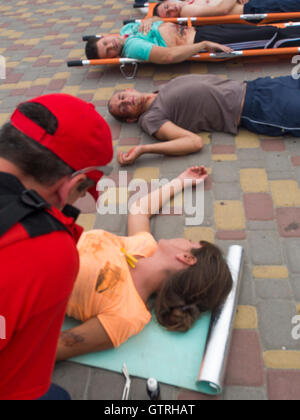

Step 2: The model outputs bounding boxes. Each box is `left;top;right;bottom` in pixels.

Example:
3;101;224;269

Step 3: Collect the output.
0;173;83;400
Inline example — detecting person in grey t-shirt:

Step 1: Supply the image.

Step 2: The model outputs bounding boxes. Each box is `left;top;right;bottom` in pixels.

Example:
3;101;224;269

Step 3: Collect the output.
108;74;300;166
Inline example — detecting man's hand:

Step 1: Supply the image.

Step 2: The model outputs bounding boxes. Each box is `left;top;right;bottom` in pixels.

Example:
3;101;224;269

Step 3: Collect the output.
178;166;208;187
118;146;144;166
238;0;249;5
201;41;234;53
139;17;161;35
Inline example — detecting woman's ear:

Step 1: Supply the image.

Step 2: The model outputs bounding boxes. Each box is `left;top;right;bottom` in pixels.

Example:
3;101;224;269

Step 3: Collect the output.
175;253;198;267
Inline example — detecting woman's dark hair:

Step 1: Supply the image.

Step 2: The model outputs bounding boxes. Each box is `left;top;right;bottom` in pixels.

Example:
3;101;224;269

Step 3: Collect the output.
0;102;74;186
85;37;100;60
155;241;233;332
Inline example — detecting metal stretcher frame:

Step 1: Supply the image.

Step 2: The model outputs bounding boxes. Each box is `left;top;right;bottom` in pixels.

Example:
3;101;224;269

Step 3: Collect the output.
67;22;300;79
134;2;300;26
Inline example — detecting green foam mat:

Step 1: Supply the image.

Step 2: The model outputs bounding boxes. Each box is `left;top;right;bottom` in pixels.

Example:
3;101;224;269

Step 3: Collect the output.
62;311;212;393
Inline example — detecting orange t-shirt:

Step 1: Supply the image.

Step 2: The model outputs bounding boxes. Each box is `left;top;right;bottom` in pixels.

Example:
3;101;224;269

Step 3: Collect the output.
66;230;158;348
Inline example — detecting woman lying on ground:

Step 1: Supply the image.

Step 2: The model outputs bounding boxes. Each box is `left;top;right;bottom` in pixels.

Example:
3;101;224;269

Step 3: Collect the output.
56;166;232;361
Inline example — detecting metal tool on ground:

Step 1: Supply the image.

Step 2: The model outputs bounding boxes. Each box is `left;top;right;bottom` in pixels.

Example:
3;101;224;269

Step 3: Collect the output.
122;363;131;400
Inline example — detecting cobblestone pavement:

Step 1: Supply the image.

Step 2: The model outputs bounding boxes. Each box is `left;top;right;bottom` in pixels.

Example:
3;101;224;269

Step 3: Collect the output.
1;0;300;401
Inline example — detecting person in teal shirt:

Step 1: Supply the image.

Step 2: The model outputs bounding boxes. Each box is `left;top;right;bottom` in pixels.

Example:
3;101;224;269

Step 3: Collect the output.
120;21;167;61
85;17;300;64
84;17;231;64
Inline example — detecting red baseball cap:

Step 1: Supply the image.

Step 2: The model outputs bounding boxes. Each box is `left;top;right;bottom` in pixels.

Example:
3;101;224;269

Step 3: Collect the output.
10;93;113;201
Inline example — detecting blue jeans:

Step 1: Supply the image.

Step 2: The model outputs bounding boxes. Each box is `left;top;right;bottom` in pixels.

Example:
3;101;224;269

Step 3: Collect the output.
241;76;300;137
244;0;300;14
38;384;71;401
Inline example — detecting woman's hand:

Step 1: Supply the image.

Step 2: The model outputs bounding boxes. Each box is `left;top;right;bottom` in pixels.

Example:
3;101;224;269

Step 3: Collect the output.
202;41;233;54
178;166;208;186
117;146;144;166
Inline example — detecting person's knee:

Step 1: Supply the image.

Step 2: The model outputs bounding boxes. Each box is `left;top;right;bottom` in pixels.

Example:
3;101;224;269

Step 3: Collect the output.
192;135;203;152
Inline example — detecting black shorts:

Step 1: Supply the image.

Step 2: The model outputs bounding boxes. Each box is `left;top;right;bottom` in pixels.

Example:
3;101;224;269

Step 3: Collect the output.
194;24;300;50
244;0;300;14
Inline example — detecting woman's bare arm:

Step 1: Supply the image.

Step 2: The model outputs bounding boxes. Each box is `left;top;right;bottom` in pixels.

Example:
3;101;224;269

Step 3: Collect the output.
127;166;208;236
56;317;113;361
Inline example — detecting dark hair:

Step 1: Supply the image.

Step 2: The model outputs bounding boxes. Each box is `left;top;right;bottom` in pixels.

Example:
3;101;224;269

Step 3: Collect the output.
85;37;100;60
0;102;74;186
155;241;233;332
153;3;161;16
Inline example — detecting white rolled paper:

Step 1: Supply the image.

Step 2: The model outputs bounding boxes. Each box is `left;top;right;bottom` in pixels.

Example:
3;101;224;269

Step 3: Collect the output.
197;245;244;395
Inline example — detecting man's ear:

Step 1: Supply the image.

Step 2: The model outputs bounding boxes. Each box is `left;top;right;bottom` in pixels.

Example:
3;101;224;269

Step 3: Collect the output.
56;174;87;208
175;253;198;267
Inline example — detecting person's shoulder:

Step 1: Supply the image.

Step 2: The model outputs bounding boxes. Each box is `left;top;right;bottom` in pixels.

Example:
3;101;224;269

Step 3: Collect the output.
0;230;79;296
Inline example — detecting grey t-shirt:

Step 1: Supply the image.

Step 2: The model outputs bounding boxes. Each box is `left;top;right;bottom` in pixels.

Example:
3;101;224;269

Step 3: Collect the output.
138;75;246;136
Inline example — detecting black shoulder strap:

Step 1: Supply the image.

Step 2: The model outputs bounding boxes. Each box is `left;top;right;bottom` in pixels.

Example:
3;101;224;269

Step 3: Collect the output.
0;189;70;239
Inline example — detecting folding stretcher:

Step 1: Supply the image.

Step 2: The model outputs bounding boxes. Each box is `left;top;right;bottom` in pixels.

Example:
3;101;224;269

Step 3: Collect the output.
134;2;300;26
67;22;300;79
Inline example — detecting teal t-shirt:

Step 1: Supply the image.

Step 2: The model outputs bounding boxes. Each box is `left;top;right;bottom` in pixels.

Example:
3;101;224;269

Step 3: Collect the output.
120;21;167;61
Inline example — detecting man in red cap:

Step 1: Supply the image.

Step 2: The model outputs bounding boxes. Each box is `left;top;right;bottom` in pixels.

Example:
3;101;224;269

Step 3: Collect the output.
0;94;113;400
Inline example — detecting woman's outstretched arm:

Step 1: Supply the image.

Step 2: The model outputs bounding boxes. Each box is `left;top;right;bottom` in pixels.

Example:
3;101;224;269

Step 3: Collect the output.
127;166;208;236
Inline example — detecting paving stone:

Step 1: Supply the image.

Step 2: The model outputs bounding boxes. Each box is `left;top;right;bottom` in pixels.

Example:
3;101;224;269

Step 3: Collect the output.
276;208;300;238
184;227;215;243
257;300;299;350
87;368;126;400
264;351;300;370
77;213;96;232
133;167;160;183
212;161;239;184
267;370;300;400
234;306;258;329
243;193;274;221
212;154;237;162
223;387;267;401
236;148;265;168
213;183;241;200
248;231;283;265
177;390;221;400
240;169;269;193
264;152;292;173
238;264;256;306
291;156;300;166
52;362;91;401
255;279;294;300
284;239;300;273
247;220;278;231
235;129;260;149
261;138;286;152
216;230;247;240
270;180;300;207
152;215;185;240
225;330;264;388
290;275;300;301
215;201;245;231
253;265;289;279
